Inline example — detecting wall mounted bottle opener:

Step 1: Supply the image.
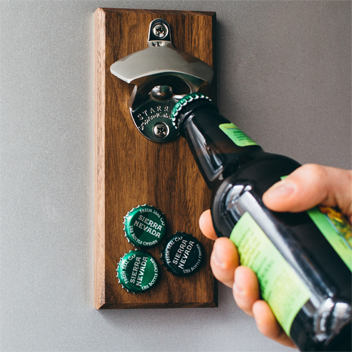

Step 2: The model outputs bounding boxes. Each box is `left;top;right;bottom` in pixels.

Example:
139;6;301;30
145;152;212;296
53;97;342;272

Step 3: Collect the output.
110;18;213;142
94;8;216;310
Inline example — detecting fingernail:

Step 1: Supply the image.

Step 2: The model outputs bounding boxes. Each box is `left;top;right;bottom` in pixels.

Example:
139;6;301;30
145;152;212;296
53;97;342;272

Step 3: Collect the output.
233;282;243;294
265;180;295;198
212;250;225;268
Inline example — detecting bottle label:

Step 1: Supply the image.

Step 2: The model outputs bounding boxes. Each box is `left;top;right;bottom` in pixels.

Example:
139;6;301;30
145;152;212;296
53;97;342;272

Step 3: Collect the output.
219;123;258;147
307;206;352;271
280;176;352;271
229;212;310;336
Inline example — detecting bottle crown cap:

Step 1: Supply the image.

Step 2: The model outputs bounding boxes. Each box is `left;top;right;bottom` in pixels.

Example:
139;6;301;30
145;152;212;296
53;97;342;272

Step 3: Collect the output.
161;232;203;276
171;92;212;128
116;250;159;293
124;205;166;248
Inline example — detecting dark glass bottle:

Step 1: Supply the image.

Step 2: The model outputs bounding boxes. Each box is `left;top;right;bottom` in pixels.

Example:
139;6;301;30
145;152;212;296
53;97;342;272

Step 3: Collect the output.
172;93;351;352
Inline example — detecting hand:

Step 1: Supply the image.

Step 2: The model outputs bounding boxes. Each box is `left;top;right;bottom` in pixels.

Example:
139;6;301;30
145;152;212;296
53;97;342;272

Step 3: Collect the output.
199;164;352;348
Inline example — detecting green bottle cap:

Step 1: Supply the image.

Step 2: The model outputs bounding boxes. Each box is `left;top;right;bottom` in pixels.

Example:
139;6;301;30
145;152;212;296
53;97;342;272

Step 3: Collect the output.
116;250;159;293
161;232;203;276
171;92;212;128
123;205;166;248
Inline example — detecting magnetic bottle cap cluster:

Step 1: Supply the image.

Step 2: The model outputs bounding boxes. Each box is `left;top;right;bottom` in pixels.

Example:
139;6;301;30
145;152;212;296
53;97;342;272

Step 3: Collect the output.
116;250;159;293
123;205;166;248
119;204;204;293
161;232;203;276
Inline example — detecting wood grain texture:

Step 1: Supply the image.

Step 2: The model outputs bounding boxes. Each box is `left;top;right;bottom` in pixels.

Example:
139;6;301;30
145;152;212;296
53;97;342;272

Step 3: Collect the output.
95;8;217;309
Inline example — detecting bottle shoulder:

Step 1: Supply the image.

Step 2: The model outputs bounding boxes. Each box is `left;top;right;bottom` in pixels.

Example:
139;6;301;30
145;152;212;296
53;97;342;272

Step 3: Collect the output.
210;152;300;237
213;151;300;192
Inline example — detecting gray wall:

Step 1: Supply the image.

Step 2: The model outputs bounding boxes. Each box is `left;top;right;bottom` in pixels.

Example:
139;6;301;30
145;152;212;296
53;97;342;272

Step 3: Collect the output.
1;1;350;351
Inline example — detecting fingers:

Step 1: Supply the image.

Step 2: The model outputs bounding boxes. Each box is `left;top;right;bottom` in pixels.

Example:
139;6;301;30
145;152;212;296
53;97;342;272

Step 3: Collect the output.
199;209;217;240
253;301;296;348
200;211;295;348
211;243;262;318
263;164;352;222
210;237;239;287
200;210;239;288
233;266;260;317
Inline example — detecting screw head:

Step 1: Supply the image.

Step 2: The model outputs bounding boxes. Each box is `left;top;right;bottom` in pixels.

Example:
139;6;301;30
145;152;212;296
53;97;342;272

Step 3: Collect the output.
152;23;168;39
153;122;170;138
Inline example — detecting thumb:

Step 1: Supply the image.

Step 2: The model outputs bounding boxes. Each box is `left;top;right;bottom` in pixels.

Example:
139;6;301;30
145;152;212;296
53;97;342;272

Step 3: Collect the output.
262;164;352;222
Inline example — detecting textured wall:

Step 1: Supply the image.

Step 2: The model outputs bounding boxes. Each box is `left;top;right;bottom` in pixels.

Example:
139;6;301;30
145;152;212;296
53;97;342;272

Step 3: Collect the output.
0;1;350;351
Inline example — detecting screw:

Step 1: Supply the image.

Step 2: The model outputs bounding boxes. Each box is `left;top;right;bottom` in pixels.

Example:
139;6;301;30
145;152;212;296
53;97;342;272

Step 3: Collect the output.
152;23;168;39
153;122;169;138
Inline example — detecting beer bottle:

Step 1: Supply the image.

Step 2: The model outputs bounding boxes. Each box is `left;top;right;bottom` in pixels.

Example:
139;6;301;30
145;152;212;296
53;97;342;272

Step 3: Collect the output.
171;93;351;351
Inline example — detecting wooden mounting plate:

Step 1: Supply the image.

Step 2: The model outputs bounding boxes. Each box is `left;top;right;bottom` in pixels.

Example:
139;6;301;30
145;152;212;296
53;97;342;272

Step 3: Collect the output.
94;8;217;309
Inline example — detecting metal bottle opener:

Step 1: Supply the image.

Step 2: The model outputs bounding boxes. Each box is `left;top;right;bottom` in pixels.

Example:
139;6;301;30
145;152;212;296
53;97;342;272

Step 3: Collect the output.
110;18;214;142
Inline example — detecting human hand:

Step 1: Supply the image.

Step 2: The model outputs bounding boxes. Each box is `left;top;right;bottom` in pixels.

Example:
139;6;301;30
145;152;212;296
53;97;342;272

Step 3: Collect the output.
199;164;352;348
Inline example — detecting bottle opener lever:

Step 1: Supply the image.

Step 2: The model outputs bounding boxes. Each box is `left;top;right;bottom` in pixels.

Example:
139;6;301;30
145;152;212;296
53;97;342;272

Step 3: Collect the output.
110;18;214;143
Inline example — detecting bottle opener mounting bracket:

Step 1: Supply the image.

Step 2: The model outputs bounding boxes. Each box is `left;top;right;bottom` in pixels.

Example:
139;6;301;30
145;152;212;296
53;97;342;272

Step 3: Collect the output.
94;8;216;310
110;18;213;142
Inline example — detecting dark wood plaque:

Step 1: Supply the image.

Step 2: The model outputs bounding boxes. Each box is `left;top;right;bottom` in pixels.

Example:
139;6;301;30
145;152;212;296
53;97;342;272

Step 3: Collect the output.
94;8;217;309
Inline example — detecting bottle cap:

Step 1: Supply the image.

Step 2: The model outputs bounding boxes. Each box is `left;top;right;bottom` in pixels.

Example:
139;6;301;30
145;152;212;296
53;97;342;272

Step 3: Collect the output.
161;232;203;276
171;92;212;128
123;205;166;248
116;250;159;293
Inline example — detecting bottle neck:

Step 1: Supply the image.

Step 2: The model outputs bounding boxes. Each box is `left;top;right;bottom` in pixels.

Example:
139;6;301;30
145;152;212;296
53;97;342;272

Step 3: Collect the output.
179;101;262;188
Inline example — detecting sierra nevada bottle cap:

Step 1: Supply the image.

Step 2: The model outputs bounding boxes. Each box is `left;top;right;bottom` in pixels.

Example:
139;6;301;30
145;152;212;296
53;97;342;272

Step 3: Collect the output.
116;250;159;293
171;92;212;129
123;205;166;248
161;232;203;276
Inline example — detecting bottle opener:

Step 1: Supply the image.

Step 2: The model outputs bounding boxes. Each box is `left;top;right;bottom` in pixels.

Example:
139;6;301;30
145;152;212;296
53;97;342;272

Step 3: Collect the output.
110;18;214;142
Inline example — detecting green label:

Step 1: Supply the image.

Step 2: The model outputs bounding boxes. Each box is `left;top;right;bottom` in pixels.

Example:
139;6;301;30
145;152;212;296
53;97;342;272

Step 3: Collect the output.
230;212;310;336
308;206;352;271
280;176;352;271
219;123;257;147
